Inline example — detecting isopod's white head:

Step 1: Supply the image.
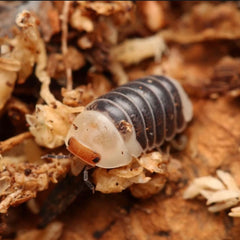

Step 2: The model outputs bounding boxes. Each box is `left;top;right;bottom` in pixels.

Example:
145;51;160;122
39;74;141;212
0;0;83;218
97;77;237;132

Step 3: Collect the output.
65;110;142;169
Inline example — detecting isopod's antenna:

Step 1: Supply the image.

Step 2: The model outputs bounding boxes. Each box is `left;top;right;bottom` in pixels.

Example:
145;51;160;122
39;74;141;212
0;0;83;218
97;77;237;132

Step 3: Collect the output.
41;154;71;159
83;165;95;193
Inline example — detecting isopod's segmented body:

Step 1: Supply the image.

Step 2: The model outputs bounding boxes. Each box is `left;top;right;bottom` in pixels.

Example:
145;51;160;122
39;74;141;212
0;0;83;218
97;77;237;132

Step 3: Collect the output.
65;75;193;169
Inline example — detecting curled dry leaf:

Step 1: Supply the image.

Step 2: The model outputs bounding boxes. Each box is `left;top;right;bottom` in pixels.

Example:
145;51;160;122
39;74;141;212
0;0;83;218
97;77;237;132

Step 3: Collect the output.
93;159;150;193
14;10;83;113
6;98;31;131
162;2;240;44
77;35;93;49
62;72;112;106
38;1;61;42
0;69;18;111
10;10;84;148
47;53;65;79
203;57;240;97
78;1;134;16
130;174;167;199
0;176;11;197
62;88;86;107
47;48;85;81
70;7;94;32
93;152;169;196
26;104;74;149
92;168;134;194
63;47;85;71
137;151;169;174
0;10;54;111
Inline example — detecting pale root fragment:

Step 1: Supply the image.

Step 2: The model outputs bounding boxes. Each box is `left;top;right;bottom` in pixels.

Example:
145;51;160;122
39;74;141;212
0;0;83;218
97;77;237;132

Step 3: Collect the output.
206;190;240;205
229;206;240;217
108;61;129;85
216;170;240;191
109;34;166;85
184;170;240;217
208;199;240;213
183;176;225;199
110;33;166;66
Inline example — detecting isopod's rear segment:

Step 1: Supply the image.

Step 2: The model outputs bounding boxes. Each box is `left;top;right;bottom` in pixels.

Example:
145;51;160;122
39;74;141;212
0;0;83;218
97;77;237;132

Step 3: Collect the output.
65;75;192;169
87;74;192;152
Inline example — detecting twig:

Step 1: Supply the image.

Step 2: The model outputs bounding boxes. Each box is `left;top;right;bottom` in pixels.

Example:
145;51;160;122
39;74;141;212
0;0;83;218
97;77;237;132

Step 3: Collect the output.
0;132;33;154
61;1;73;90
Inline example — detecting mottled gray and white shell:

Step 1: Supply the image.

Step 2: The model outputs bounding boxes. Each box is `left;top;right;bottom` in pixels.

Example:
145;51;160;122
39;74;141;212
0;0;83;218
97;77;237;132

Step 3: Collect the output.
65;75;193;169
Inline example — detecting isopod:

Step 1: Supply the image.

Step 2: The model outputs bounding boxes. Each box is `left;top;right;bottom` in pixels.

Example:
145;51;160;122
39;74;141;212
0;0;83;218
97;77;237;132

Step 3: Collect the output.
65;75;193;169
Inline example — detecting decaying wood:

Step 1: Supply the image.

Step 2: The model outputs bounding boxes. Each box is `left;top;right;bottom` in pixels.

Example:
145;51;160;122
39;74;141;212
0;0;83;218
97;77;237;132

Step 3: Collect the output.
1;1;240;240
35;96;240;240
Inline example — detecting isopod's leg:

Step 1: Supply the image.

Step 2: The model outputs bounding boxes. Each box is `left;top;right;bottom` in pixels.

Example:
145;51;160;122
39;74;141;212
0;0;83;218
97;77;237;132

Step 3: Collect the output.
83;166;95;193
170;135;188;151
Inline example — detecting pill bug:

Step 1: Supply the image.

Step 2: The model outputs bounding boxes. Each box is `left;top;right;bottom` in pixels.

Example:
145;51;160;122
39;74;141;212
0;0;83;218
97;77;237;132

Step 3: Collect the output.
65;75;193;169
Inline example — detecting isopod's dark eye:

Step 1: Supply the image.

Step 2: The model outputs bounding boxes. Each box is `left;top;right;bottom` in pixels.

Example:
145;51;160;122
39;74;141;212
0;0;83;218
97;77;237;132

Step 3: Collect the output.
67;137;101;166
92;157;100;163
